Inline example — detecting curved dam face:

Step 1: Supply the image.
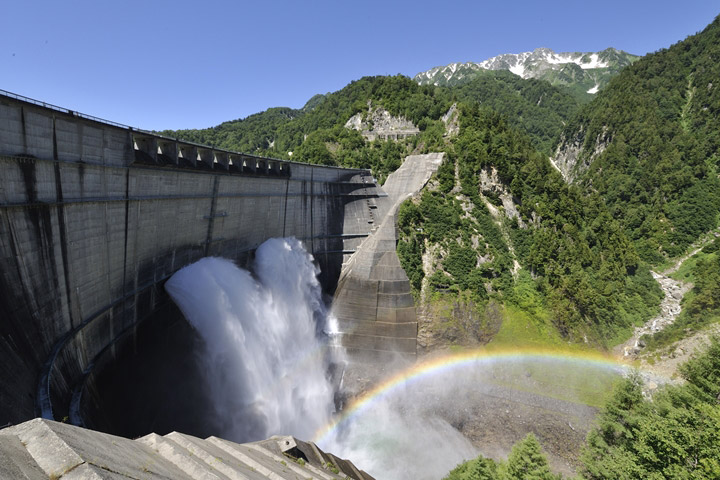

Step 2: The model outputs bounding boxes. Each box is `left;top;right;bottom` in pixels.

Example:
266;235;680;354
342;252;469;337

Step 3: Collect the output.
0;92;383;433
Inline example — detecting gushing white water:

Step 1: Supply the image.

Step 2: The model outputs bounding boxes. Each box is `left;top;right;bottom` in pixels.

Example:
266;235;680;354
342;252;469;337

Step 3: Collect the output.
165;237;605;480
165;237;339;442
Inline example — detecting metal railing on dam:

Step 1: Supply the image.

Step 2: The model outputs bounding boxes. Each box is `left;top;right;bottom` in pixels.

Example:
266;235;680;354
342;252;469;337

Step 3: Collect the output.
0;90;381;430
0;88;357;179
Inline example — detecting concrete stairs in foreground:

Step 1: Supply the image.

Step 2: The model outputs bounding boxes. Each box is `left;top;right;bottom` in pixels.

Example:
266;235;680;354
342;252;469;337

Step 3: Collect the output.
0;419;374;480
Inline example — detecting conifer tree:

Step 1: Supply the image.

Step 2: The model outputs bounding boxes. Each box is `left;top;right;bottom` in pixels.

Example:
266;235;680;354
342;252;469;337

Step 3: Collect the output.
503;433;557;480
469;456;497;480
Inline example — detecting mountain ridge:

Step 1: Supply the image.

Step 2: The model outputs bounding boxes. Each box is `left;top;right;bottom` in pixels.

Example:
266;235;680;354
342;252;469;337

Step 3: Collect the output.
414;47;639;99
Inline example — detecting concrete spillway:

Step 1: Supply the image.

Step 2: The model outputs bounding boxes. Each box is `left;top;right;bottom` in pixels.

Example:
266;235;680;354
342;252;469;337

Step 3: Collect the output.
331;153;444;359
0;91;384;432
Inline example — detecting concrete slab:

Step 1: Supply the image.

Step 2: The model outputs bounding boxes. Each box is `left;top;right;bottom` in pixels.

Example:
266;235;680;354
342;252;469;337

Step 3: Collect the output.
261;437;337;480
337;319;417;338
341;332;417;353
0;435;47;480
165;432;267;480
137;433;229;480
1;419;192;480
209;437;309;480
0;419;374;480
245;441;336;479
0;418;85;478
61;462;138;479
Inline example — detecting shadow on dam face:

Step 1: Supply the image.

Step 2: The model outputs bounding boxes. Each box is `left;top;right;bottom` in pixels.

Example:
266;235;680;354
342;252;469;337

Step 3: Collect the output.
81;296;225;439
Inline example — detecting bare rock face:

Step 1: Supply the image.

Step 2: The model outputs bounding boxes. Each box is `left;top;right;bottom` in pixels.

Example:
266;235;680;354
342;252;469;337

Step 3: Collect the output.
442;103;460;137
552;134;584;182
345;102;419;141
551;127;611;183
479;167;524;226
417;299;503;352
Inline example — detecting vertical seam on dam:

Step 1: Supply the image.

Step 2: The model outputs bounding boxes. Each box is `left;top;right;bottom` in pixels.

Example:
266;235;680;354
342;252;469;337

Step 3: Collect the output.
52;116;76;329
20;106;27;152
282;177;290;237
205;176;220;256
122;168;130;320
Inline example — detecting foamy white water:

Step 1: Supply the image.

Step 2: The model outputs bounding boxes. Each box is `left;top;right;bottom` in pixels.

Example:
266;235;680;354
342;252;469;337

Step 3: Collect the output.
165;237;338;441
164;237;540;480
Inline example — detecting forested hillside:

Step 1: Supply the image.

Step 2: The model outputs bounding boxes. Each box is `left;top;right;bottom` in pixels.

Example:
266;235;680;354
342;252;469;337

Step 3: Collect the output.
556;15;720;263
161;71;580;160
451;71;579;154
158;106;301;154
397;106;662;344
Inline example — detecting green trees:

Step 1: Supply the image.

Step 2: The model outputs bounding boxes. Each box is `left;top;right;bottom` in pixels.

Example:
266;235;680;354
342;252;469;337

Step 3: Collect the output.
504;434;559;480
397;103;661;343
685;250;720;319
469;456;498;480
158;106;300;156
443;434;557;480
451;70;581;155
581;338;720;479
563;15;720;262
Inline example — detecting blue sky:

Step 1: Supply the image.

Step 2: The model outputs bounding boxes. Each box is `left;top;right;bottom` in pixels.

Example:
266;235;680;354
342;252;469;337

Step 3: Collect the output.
2;1;717;131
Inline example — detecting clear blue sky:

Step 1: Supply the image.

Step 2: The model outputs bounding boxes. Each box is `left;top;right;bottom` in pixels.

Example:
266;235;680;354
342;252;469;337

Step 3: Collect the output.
2;1;717;131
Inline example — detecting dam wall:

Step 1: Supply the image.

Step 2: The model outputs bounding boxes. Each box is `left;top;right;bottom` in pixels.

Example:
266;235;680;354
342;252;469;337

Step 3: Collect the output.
0;91;380;428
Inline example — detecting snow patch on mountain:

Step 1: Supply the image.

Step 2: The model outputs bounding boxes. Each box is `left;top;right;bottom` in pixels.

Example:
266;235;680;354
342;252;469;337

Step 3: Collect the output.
580;53;608;69
509;63;526;77
415;47;638;94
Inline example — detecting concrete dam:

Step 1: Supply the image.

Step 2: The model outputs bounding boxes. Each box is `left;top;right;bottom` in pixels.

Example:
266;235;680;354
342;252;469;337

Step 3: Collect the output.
0;89;433;440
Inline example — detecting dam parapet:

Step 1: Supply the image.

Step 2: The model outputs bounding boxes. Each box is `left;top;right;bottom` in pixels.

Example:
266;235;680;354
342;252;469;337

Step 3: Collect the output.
0;90;381;429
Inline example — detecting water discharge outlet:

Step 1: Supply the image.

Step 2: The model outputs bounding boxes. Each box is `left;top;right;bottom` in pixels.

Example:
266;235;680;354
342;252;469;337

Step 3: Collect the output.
165;237;342;442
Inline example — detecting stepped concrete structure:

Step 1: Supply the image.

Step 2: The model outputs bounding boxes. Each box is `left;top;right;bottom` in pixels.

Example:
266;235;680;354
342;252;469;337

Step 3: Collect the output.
0;418;374;479
331;153;444;359
0;90;384;431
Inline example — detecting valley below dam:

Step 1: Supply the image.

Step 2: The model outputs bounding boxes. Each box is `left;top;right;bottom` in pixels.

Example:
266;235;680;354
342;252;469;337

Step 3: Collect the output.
90;151;656;479
153;236;631;480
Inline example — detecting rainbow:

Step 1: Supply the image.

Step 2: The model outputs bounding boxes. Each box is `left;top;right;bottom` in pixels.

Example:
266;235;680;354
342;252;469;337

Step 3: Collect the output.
313;347;632;443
